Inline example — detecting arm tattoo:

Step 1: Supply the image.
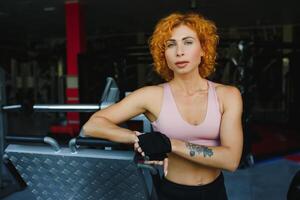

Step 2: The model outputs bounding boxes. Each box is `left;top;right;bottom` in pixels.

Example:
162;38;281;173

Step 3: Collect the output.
185;143;213;157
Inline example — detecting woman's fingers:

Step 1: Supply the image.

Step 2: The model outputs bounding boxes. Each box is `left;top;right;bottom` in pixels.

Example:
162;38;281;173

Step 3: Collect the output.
144;161;154;164
144;160;164;165
134;142;139;151
137;147;143;153
134;131;144;155
134;142;146;157
163;158;168;176
134;131;142;136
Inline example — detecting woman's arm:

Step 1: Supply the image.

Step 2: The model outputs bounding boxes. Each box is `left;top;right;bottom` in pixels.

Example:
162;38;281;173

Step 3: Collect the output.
170;86;243;172
82;86;155;144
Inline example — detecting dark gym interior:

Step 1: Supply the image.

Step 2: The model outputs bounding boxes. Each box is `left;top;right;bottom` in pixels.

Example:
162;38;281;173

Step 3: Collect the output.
0;0;300;199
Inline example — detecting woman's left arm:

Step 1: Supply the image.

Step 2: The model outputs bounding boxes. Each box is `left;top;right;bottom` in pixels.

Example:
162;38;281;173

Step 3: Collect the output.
171;86;243;172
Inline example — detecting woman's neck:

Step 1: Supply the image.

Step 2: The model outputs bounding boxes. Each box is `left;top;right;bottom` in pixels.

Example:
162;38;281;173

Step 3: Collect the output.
170;73;208;96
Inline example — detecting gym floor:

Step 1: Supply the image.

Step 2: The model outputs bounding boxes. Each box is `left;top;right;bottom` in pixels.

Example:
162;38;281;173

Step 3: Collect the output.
225;156;300;199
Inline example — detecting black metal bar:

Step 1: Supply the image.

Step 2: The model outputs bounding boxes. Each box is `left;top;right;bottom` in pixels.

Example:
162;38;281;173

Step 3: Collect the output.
75;137;122;148
5;136;45;143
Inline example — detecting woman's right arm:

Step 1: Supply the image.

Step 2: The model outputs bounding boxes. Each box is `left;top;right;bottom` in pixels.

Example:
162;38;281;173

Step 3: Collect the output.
82;86;153;144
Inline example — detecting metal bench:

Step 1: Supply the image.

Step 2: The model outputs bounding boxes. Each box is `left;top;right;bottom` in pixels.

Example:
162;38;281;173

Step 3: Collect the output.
4;136;158;200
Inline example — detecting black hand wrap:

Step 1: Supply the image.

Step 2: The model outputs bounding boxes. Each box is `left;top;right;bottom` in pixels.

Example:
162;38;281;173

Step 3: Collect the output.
137;131;171;161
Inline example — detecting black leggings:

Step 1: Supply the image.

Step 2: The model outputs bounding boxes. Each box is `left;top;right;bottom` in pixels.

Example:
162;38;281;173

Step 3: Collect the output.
156;173;228;200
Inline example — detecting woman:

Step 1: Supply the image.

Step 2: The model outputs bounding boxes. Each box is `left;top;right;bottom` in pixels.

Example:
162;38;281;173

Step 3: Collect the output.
83;12;243;200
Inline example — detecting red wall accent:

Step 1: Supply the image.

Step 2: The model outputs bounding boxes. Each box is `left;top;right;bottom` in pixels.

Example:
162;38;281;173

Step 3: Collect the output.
65;1;86;75
64;1;86;133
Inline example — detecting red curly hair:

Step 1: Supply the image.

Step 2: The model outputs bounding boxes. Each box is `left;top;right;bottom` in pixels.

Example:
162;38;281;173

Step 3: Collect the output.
149;12;219;81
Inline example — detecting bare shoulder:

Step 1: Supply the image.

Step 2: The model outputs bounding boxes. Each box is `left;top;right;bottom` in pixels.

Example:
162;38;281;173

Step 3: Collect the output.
211;81;243;112
92;84;164;123
130;84;164;116
214;82;241;98
131;84;163;97
126;84;164;106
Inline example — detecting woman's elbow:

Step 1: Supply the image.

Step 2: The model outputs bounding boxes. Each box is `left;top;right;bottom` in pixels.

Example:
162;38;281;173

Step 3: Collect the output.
224;158;240;172
228;162;239;172
82;116;105;137
82;123;93;137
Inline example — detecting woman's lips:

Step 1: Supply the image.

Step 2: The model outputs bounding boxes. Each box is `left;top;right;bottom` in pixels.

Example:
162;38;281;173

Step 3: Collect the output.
175;61;189;67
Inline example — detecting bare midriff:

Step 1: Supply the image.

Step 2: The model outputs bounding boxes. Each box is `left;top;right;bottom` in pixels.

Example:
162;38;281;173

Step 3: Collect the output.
165;153;221;186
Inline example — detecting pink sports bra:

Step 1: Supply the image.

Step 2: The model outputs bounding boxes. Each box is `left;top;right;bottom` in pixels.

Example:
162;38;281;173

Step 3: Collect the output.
151;81;221;146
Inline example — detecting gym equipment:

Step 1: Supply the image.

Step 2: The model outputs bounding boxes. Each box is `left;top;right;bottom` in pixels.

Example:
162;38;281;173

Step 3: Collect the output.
1;73;157;199
4;136;157;200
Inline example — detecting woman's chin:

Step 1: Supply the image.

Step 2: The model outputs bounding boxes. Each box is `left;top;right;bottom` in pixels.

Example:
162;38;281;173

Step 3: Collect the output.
174;69;194;76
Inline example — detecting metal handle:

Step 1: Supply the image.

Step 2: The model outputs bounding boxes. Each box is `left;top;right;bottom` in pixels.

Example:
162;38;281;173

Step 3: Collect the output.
5;136;60;152
43;137;60;152
69;138;78;153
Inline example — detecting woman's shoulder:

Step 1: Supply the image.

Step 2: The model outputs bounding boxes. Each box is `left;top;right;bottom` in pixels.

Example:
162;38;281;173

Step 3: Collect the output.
209;81;242;109
210;81;241;96
130;83;165;98
140;83;165;91
130;84;165;111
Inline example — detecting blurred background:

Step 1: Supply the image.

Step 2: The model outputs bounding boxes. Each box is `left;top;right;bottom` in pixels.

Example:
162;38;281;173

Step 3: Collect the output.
0;0;300;199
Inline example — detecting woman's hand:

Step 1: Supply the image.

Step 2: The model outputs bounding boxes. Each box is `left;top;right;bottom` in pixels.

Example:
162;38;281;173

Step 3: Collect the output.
134;131;169;175
134;131;145;157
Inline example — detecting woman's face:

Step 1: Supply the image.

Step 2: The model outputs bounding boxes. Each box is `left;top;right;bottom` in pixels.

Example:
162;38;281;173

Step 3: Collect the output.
164;25;204;76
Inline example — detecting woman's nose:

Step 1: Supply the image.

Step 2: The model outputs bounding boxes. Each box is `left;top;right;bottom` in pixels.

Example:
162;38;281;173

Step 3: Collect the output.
176;45;184;57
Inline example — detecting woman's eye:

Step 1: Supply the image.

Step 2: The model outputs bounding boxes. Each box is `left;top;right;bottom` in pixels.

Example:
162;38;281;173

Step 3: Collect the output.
184;40;193;45
166;43;175;48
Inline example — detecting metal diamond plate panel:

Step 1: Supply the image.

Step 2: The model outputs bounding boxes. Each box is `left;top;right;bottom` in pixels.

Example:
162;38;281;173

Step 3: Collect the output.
6;152;149;200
